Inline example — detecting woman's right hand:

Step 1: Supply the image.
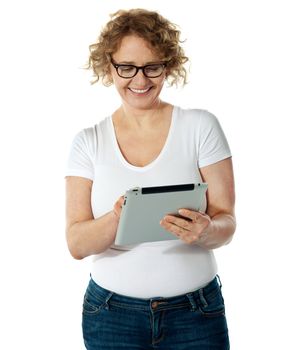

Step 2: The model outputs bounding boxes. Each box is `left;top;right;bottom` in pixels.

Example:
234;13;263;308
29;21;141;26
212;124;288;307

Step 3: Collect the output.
113;196;125;219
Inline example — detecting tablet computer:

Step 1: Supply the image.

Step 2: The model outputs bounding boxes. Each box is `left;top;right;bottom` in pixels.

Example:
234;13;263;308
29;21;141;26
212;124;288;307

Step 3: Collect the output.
114;182;208;245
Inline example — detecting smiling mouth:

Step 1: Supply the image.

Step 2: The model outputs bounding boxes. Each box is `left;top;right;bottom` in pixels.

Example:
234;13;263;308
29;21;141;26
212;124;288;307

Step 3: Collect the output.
129;87;152;94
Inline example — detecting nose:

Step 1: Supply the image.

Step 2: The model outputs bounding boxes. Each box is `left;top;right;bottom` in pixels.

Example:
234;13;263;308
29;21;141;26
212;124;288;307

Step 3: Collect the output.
132;68;149;83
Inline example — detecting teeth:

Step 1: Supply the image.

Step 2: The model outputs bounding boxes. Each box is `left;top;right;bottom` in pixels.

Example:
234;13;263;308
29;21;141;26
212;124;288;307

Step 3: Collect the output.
130;88;150;94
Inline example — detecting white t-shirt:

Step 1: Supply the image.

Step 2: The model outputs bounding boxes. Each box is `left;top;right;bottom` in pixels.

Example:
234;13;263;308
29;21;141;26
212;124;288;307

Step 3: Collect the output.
66;106;232;298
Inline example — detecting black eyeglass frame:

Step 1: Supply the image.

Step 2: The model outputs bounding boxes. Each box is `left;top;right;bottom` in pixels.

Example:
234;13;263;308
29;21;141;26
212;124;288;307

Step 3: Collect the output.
110;59;169;79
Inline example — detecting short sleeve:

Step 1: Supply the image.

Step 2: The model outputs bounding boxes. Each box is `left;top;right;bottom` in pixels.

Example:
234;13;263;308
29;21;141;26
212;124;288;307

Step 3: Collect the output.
197;110;232;168
65;128;95;180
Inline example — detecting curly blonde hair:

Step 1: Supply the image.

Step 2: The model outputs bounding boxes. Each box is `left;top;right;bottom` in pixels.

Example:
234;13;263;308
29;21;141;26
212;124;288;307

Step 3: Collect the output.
86;9;189;87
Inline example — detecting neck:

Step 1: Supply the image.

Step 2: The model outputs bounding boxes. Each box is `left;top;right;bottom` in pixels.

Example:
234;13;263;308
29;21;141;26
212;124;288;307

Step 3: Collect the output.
120;100;163;129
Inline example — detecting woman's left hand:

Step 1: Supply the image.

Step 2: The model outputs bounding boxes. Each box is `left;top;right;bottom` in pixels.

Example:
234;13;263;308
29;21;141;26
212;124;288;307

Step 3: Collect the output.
160;209;212;245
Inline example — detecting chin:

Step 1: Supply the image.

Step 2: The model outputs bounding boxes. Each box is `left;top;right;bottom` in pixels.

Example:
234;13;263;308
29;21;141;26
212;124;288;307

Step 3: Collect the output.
127;99;158;111
123;91;161;109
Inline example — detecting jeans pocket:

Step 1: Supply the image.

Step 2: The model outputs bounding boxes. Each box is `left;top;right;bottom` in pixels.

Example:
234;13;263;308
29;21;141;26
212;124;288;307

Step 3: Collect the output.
82;289;107;316
198;288;226;318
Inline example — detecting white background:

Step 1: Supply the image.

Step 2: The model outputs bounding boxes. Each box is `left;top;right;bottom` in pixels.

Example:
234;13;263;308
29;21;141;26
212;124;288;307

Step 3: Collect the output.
0;0;292;349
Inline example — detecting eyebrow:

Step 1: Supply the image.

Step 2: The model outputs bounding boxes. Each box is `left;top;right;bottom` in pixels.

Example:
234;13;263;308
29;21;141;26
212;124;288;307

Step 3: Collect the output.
116;60;161;65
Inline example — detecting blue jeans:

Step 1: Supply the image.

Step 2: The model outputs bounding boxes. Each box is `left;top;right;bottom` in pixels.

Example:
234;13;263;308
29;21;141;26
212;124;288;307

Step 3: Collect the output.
82;275;230;349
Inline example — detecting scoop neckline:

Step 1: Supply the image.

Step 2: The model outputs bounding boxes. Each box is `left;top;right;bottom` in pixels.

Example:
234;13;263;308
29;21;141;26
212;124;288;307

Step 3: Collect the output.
109;105;177;172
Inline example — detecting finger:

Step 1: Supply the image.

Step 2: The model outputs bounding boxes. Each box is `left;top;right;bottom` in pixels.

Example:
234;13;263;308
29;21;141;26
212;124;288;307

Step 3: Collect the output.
160;219;187;237
178;209;205;224
113;196;124;217
113;203;121;217
164;215;193;231
160;216;193;236
160;219;200;244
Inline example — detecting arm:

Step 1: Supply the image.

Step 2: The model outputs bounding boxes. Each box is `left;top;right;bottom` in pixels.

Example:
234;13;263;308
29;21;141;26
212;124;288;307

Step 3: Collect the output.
65;176;123;259
160;157;236;249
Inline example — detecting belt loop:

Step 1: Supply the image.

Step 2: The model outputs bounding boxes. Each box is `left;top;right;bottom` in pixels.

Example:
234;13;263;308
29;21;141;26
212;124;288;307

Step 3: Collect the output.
104;292;114;310
199;288;208;307
186;293;197;312
216;274;222;289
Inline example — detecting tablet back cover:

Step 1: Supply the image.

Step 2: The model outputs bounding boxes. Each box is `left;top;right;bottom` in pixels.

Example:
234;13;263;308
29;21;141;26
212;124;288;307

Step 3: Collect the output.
115;183;207;245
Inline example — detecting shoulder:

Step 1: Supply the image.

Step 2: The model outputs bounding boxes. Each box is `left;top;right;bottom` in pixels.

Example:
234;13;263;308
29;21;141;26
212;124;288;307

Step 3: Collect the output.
176;106;219;126
73;116;110;144
71;127;96;152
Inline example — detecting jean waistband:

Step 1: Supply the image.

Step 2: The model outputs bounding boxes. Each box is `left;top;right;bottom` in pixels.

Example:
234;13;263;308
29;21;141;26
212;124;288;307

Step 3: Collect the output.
86;275;222;312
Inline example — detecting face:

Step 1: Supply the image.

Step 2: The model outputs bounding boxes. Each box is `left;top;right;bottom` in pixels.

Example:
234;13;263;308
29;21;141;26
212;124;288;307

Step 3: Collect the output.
110;35;167;111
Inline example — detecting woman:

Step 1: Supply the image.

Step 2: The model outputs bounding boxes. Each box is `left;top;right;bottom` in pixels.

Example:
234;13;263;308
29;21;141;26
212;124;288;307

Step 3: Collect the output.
65;8;236;349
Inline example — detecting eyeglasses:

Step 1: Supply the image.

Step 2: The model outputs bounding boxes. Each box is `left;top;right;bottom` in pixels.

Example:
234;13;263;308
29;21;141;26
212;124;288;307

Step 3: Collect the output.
110;59;168;79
